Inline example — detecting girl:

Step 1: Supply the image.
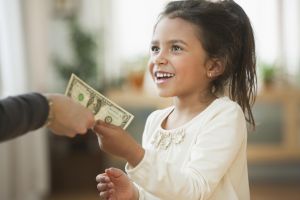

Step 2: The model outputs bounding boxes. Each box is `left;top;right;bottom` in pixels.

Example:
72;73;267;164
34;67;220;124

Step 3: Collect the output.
94;0;256;199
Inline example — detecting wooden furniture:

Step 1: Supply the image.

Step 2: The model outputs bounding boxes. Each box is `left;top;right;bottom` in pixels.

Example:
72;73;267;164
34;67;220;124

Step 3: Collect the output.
248;87;300;162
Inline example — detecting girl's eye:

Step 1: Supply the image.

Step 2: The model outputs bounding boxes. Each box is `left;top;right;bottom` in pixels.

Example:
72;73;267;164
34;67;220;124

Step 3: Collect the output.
171;45;183;52
151;46;160;53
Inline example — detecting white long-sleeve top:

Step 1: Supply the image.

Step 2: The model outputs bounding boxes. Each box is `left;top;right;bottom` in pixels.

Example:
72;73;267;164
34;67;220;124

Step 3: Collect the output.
126;96;250;200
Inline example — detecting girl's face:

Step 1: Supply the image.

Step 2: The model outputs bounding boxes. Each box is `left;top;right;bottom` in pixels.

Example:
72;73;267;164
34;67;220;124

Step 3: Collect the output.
148;17;211;98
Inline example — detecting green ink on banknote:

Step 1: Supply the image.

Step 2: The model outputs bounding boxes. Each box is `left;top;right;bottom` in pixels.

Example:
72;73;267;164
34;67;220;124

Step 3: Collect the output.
78;93;84;101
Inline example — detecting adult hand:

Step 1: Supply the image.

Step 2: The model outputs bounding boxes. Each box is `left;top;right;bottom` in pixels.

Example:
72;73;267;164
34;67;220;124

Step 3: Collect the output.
96;167;138;200
94;121;145;167
46;94;95;137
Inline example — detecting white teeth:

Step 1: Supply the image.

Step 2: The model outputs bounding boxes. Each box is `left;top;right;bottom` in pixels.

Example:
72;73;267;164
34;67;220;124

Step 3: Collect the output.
155;72;175;78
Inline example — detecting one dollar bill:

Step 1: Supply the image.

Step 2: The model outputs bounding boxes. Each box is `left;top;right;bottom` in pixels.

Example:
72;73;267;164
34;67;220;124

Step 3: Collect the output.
65;74;134;129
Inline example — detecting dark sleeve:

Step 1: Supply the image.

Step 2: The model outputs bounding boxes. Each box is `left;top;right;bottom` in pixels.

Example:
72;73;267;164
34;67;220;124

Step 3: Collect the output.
0;92;49;142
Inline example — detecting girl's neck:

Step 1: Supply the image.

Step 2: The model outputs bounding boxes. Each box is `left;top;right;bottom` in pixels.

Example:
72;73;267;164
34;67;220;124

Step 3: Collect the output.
163;91;216;130
173;90;216;113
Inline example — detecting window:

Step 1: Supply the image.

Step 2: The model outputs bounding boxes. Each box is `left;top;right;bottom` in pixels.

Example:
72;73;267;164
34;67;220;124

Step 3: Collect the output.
236;0;300;78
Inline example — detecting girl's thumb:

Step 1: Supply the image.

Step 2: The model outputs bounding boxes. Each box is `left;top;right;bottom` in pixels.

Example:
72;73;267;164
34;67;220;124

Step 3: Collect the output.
105;167;124;178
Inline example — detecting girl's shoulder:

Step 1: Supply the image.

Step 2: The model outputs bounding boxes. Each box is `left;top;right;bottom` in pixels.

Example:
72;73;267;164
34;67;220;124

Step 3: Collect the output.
214;96;240;107
202;96;245;124
213;96;242;112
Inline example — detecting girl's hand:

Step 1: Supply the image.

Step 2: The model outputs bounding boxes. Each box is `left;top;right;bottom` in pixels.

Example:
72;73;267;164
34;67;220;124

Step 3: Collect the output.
96;168;139;200
94;121;145;167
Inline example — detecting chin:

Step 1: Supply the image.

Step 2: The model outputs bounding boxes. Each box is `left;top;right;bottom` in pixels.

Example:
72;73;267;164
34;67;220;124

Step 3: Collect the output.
157;90;174;98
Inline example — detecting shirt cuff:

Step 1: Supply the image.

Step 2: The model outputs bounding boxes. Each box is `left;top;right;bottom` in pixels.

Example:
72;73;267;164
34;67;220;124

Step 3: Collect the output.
125;148;150;173
133;182;145;200
125;149;158;192
126;151;154;200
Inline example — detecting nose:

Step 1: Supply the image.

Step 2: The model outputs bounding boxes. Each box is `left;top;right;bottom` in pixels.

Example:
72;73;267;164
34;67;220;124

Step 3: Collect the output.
155;57;167;65
154;52;168;65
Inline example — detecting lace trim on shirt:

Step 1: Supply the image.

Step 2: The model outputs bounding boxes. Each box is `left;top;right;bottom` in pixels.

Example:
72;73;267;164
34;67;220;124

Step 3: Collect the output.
150;128;185;150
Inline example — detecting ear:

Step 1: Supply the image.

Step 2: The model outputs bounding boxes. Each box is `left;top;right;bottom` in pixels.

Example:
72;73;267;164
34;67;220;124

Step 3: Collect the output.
206;58;225;79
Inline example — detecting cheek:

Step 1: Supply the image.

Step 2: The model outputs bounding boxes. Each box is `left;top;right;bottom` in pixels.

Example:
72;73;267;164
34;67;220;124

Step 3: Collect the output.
176;64;204;83
148;60;155;80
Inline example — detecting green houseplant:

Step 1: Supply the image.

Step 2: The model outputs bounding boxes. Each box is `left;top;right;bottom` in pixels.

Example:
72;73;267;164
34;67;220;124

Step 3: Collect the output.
259;62;276;87
53;15;103;91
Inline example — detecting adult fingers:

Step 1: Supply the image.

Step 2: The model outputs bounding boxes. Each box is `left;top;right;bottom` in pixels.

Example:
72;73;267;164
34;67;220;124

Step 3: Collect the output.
76;127;88;135
49;123;76;137
86;113;96;129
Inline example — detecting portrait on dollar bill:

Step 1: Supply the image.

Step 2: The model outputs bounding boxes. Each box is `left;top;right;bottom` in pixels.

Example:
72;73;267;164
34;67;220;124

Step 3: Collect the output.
87;94;102;115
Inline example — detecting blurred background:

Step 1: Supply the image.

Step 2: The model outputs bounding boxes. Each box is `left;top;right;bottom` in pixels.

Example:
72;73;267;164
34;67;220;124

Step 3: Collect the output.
0;0;300;199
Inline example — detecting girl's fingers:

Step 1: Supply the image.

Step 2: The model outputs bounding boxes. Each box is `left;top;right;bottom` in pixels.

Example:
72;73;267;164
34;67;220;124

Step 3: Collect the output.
99;191;110;199
108;189;115;200
93;125;102;135
105;167;124;178
94;120;119;135
96;174;102;182
97;183;109;192
96;120;117;129
96;174;110;183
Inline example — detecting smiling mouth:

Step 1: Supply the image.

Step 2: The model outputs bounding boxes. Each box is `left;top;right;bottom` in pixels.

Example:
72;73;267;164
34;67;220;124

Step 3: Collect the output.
154;71;175;81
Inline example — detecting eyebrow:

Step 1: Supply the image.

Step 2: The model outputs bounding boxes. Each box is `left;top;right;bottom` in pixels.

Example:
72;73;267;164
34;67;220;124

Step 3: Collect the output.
151;39;189;46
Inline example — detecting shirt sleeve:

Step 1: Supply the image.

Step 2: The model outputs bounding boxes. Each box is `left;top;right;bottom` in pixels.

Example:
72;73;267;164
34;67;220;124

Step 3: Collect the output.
126;104;246;200
0;92;49;142
133;182;158;200
127;110;161;200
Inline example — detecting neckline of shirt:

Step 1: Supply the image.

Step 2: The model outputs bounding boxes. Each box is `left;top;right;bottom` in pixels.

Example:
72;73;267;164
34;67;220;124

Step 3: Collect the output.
158;96;228;132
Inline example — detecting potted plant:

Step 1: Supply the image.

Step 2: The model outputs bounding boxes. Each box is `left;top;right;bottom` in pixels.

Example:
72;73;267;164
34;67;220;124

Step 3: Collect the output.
53;15;104;92
259;62;276;88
